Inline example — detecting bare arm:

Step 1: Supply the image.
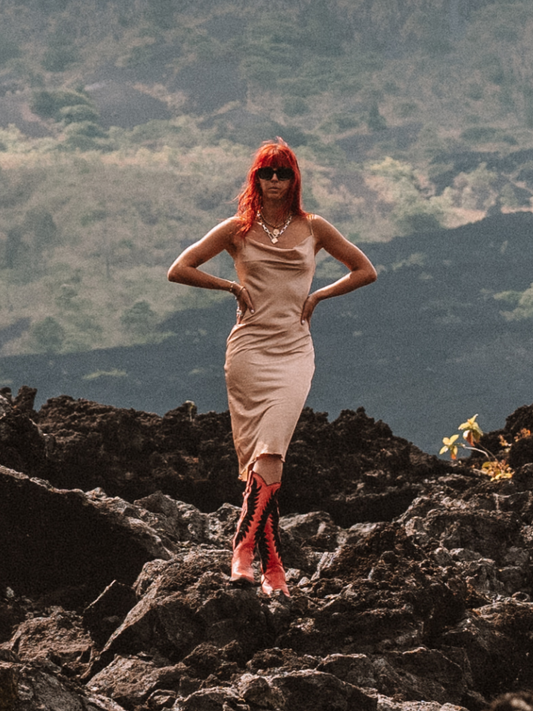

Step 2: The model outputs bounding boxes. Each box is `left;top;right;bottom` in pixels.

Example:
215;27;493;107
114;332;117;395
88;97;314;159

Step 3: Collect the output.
301;216;377;324
168;218;236;289
167;217;254;313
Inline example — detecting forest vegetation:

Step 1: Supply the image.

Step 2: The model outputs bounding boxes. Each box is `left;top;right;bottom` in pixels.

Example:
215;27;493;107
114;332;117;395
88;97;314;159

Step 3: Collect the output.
0;0;533;357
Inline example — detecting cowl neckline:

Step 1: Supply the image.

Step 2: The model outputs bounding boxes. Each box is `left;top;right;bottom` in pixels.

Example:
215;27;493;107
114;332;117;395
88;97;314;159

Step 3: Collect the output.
245;232;314;252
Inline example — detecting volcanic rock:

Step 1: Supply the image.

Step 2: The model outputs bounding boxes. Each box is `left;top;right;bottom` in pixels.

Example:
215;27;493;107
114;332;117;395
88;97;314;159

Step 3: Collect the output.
1;385;533;710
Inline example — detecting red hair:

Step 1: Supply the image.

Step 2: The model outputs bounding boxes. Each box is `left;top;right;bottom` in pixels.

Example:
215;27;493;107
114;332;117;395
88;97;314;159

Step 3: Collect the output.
235;138;307;237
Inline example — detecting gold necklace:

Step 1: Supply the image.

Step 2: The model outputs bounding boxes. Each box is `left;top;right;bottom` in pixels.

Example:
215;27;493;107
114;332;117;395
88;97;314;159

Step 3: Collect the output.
257;211;293;244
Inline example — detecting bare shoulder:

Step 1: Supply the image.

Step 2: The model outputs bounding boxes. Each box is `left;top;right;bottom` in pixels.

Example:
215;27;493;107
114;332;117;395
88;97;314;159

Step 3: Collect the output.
198;216;242;252
308;214;376;274
220;216;244;254
308;214;348;247
173;216;242;269
221;215;242;231
209;216;242;240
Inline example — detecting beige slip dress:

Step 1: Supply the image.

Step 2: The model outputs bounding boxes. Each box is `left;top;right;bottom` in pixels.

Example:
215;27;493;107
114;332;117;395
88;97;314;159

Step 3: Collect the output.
225;218;316;480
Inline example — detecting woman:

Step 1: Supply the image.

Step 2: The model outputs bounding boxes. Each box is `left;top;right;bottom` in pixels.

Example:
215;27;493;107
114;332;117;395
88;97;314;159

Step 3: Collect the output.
168;138;377;597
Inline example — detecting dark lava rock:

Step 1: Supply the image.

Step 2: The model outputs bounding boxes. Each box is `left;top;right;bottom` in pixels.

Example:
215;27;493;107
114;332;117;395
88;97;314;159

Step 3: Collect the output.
1;385;533;710
4;389;447;524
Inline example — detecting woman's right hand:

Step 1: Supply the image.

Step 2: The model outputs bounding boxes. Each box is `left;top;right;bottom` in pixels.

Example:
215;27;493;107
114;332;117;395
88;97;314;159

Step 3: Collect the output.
236;286;254;323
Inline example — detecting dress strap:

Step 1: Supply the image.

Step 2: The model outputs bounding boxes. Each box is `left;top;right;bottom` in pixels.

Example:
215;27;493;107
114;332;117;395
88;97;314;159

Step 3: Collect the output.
307;214;315;238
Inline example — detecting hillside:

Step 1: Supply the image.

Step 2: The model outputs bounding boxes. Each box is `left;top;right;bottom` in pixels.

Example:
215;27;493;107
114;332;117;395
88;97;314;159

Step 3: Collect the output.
1;0;533;355
0;0;532;453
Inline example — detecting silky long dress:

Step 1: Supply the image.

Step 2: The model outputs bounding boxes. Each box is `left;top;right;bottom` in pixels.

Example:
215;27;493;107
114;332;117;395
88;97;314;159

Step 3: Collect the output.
225;226;316;480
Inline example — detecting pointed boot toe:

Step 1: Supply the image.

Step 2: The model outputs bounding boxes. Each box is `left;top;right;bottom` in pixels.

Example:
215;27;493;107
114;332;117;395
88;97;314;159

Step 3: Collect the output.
261;568;290;597
230;564;256;586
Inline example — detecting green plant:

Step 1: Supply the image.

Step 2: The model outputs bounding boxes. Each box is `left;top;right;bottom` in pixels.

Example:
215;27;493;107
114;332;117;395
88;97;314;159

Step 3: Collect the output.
461;126;505;144
30;89;93;120
282;96;309;117
62;122;110;151
4;226;25;269
397;101;418;118
367;101;387;132
59;104;100;125
42;44;78;72
0;34;20;65
120;300;157;339
440;414;530;480
466;82;484;101
497;282;533;321
30;316;65;353
370;157;445;234
144;0;176;30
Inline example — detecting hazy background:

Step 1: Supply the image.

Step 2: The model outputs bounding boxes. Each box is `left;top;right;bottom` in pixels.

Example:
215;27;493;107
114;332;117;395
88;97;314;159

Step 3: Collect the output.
0;0;532;453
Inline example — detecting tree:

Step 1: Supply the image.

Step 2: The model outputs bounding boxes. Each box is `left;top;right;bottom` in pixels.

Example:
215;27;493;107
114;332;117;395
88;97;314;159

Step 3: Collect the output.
367;101;387;132
144;0;176;30
4;226;24;269
30;317;65;353
120;301;157;340
0;33;20;65
30;89;94;121
23;208;58;266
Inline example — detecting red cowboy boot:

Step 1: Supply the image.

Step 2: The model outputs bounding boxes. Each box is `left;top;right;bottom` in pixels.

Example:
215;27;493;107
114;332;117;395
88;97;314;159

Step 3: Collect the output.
231;470;280;586
257;486;290;597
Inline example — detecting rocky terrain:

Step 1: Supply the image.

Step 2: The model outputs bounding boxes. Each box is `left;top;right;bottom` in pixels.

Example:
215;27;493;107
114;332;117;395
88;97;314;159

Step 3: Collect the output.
1;385;533;710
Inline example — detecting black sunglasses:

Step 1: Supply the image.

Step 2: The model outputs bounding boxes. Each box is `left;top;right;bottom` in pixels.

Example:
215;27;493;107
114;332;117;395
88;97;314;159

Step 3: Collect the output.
256;166;294;181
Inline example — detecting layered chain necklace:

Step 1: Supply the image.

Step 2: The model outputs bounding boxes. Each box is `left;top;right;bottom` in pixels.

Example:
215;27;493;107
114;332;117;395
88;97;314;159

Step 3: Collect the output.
257;211;293;244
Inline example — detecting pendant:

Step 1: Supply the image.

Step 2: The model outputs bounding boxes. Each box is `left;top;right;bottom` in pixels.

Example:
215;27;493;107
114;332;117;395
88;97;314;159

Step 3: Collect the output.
272;228;280;237
271;235;279;244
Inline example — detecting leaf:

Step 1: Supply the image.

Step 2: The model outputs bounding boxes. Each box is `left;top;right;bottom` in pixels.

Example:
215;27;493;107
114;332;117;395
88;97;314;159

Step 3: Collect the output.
481;460;513;480
440;434;460;459
459;414;483;444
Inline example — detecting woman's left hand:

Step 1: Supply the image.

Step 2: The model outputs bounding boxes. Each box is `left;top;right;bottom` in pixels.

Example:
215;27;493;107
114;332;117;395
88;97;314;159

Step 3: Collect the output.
301;293;319;325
